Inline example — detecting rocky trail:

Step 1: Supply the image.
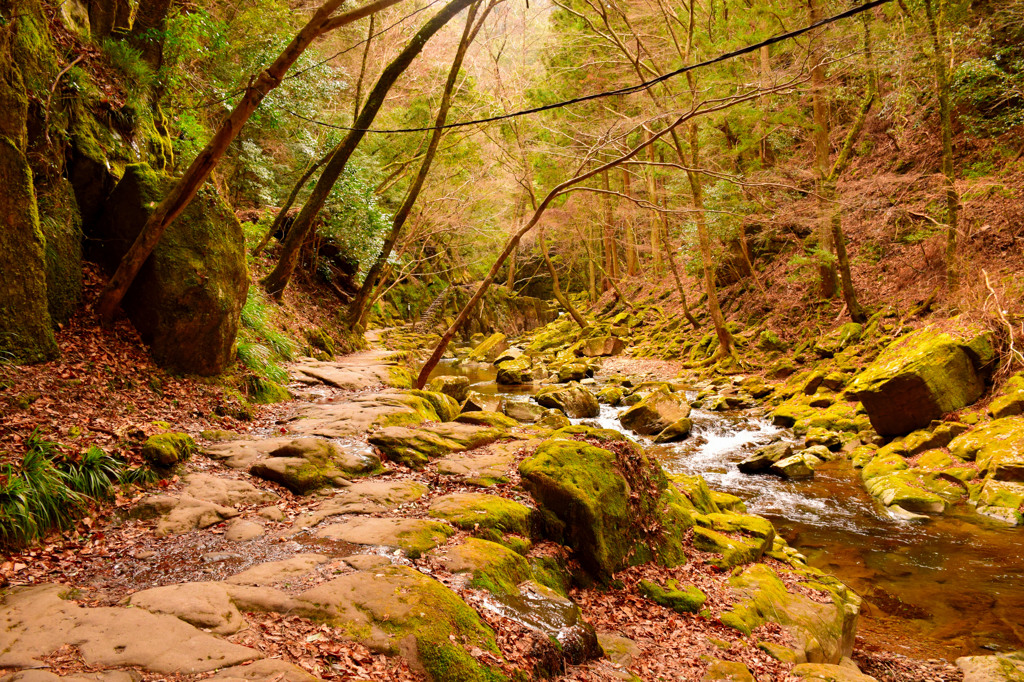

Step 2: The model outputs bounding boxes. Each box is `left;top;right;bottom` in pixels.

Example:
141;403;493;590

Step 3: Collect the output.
2;324;1021;682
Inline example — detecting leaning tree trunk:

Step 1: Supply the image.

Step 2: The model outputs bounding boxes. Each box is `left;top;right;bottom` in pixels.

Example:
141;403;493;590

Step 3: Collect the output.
540;223;588;329
263;0;478;300
347;0;490;328
96;0;403;323
251;147;335;257
808;0;837;300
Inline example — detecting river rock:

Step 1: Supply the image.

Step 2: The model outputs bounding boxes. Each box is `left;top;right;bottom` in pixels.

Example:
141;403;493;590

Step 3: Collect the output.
294;566;504;680
738;442;793;474
619;388;691;436
863;471;946;513
0;584;260;673
427;492;533;535
468;333;509;362
702;660;755;681
519;436;689;580
432;538;532;594
790;662;878;681
581;336;625;357
368;422;505;469
182;473;278;507
496;355;533;385
249;438;362;495
652;417;693;443
132;494;239;537
535;382;599;418
494;347;524;364
770;453;817;479
503;399;545;423
847;327;994;436
316;517;454;558
719;563;860;664
956;652;1024;682
948;416;1024;482
427;375;470;403
976;480;1024;525
461;390;501;413
126;582;246;635
556;360;592;383
639;579;706;613
537;409;572;430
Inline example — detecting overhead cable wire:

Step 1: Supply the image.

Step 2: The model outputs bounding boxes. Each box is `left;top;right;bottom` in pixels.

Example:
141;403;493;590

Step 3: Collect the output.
280;0;894;134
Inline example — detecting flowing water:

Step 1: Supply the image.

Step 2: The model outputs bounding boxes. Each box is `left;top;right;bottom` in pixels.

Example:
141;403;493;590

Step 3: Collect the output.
427;358;1024;661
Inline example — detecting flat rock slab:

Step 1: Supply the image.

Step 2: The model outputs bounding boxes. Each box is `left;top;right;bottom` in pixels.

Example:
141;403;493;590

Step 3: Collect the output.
437;440;534;486
428;492;533;535
291;351;408;390
126;581;246;635
0;672;140;682
225;554;329;586
182;473;279;507
208;659;321;682
288;392;436;439
368;422;507;469
132;494;238;537
224;519;265;542
0;584;259;673
205;437;379;474
298;480;430;529
316;517;454;558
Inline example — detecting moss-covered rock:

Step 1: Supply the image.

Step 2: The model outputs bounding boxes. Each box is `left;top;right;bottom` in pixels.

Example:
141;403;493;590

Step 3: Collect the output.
619;388;691;436
467;333;509;363
369;422;505;469
692;526;769;567
719;563;860;664
948;416;1024;482
955;652;1024;682
409;389;461;422
790;663;877;681
639;579;706;613
428;375;471;403
428;493;533;536
581;336;626;357
519;437;689;580
496;356;533;385
94;164;248;375
502;400;545;423
669;473;721;514
535;382;599;418
142;432;197;467
863;471;946;514
702;660;755;681
847;326;994;436
455;411;519;429
738;442;793;474
298;566;503;681
433;538;533;595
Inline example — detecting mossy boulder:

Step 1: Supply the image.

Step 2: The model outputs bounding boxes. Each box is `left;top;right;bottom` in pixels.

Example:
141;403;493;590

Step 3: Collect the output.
955;652;1024;682
369;422;505;469
770;453;818;480
815;323;863;357
790;663;877;682
535;382;599;418
93;164;247;375
948;416;1024;482
495;356;533;385
467;333;508;362
692;526;769;567
428;493;533;536
519;437;689;580
976;480;1024;525
861;452;908;482
433;538;533;595
702;660;755;681
250;443;352;495
758;330;787;352
581;336;626;357
596;386;624;406
408;389;461;422
652;417;693;443
142;432;197;467
502;400;545;423
862;471;946;514
738;442;793;474
619;388;691;436
847;327;995;436
720;563;860;664
428;375;471;403
298;565;503;681
639;579;706;613
669;473;721;514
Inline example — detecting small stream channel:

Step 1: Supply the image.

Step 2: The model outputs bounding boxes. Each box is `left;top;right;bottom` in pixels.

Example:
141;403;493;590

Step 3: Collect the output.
426;358;1024;662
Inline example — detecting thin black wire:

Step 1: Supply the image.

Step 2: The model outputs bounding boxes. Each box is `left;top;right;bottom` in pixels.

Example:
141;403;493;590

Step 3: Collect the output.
281;0;894;134
194;0;443;109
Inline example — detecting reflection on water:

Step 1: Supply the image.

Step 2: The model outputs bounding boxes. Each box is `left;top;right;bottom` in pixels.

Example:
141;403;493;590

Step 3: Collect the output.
422;359;1024;658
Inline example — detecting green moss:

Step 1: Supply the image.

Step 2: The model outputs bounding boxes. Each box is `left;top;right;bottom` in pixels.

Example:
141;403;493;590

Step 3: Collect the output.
444;538;533;596
386;365;414;389
141;432;196;467
861;452;908;481
250;378;291;404
692;526;767;568
528;556;571;596
428;493;534;536
409;389;461;422
639;579;707;613
455;411;519;429
395;522;456;559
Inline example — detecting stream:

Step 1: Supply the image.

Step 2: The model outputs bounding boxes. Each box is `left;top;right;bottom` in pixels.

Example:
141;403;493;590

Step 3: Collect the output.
428;358;1024;662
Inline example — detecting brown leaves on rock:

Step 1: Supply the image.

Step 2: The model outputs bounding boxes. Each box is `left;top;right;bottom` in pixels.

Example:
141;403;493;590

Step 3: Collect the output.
231;612;424;681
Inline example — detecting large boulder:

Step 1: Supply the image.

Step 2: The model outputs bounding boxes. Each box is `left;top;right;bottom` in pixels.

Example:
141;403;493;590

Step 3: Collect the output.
956;652;1024;682
619;388;691;436
93;163;248;375
847;327;994;436
467;332;508;362
535;382;599;418
719;563;861;665
948;416;1024;482
581;336;625;357
519;436;690;580
496;355;533;385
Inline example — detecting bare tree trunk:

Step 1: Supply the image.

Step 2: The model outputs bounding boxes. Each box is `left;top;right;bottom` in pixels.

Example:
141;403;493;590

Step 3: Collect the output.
645;134;663;277
251;147;335;257
353;14;375;121
662;220;700;329
96;0;403;323
808;0;837;300
346;0;490;328
540;224;588;328
622;168;639;275
262;0;479;300
602;170;618;289
923;0;959;291
416;112;694;388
